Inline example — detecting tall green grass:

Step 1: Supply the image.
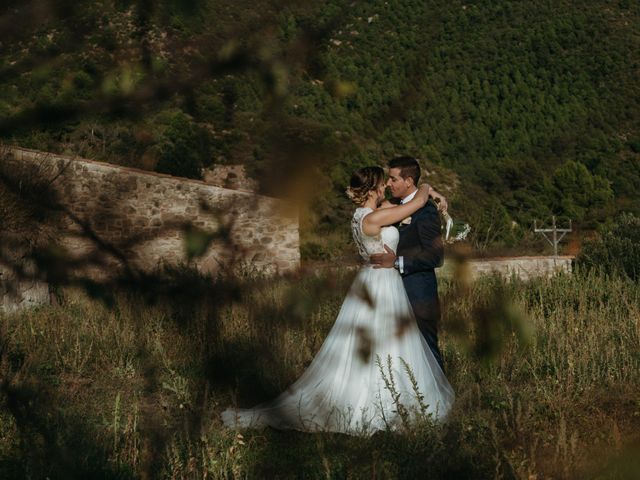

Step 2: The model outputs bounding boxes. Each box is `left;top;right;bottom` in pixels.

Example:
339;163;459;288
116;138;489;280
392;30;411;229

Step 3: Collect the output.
1;268;639;479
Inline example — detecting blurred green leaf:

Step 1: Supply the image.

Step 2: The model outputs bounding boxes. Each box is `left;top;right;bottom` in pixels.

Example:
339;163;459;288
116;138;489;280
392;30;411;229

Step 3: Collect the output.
183;226;215;261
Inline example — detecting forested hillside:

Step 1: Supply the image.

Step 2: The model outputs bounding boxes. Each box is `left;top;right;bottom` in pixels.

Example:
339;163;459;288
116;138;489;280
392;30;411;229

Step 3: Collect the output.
1;0;639;255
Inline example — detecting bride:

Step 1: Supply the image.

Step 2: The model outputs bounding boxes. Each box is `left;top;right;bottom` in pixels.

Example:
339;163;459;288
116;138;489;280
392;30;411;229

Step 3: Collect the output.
222;166;454;435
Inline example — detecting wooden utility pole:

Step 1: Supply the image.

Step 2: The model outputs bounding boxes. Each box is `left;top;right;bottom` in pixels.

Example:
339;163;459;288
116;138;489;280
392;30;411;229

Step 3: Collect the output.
534;216;572;257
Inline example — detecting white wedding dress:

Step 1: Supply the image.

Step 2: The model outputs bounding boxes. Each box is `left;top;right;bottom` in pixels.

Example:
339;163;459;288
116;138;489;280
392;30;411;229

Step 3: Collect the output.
221;207;454;435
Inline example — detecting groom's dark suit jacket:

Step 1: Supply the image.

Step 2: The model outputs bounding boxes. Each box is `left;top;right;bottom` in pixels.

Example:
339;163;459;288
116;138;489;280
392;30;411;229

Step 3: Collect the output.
396;200;445;369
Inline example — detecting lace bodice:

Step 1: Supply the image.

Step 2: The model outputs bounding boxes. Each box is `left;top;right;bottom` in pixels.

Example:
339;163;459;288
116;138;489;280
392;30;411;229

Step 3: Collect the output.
351;207;400;261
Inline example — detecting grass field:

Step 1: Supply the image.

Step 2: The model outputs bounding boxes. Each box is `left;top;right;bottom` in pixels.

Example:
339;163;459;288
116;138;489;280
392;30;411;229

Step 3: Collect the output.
1;266;639;479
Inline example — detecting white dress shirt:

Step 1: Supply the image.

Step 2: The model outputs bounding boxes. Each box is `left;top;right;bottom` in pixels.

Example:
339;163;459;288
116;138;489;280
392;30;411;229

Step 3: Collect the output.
396;188;418;273
401;189;418;204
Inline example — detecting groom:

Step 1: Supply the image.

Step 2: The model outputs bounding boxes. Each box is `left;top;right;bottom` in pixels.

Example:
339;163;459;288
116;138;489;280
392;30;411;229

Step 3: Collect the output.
370;156;446;370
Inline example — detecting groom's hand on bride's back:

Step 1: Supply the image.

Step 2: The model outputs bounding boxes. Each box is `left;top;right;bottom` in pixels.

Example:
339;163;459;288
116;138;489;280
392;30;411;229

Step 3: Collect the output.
370;245;396;269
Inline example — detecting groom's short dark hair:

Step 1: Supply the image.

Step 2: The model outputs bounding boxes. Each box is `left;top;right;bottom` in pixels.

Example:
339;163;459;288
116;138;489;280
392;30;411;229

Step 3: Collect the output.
389;156;421;186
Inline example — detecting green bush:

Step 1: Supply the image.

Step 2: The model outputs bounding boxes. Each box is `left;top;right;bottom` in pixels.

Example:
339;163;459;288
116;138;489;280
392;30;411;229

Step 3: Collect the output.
300;241;330;261
155;113;211;179
549;160;613;223
577;213;640;281
73;71;94;90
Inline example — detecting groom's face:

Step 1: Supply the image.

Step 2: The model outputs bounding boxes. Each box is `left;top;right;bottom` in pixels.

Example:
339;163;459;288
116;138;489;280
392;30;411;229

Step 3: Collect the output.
386;167;413;199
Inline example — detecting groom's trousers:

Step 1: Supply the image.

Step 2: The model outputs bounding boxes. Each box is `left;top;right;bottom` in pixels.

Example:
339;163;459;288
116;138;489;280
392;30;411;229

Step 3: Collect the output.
402;270;444;371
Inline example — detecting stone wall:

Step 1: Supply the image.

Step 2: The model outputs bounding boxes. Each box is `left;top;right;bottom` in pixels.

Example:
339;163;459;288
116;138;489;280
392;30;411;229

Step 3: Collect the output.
440;256;574;281
5;147;300;282
0;265;50;313
1;146;574;312
202;164;258;191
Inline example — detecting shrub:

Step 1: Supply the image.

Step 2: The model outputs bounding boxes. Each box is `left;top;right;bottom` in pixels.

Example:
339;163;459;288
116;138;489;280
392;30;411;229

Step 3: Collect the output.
577;213;640;281
629;138;640;153
0;148;61;247
300;241;330;261
155;113;211;179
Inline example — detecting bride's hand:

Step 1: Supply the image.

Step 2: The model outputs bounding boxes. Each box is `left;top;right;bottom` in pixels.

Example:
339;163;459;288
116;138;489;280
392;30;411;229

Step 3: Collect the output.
430;190;448;214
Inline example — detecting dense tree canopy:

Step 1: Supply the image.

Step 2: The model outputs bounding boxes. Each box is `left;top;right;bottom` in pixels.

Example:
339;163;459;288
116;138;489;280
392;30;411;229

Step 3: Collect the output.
1;0;638;254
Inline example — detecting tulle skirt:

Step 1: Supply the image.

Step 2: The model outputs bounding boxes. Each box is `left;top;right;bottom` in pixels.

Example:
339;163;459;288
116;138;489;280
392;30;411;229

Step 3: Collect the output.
221;266;454;435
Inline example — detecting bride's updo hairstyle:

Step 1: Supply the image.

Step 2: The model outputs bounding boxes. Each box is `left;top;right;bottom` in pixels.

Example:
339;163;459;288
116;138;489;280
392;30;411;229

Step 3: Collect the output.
346;166;385;205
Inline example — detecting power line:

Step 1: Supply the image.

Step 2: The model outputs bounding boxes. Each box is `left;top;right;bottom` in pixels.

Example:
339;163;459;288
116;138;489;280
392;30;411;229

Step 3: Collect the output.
534;216;572;258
